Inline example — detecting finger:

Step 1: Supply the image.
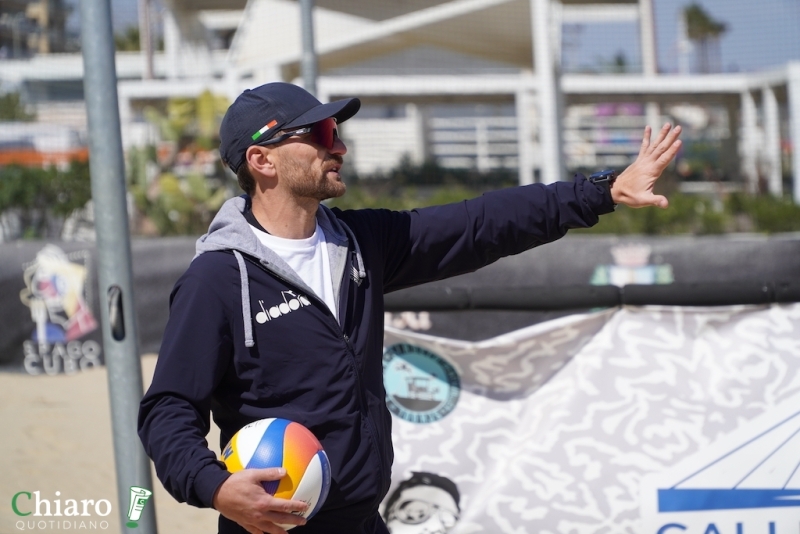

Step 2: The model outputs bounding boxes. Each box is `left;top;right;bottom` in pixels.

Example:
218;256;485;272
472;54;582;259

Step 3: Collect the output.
639;125;653;155
666;124;682;141
654;124;682;155
656;138;682;167
265;496;309;515
650;123;672;152
263;510;308;527
248;504;306;533
250;467;287;482
252;492;309;516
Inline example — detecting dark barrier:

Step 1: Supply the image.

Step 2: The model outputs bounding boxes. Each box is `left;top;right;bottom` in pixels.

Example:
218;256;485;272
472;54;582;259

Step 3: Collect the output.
1;234;799;372
384;281;800;311
385;285;620;310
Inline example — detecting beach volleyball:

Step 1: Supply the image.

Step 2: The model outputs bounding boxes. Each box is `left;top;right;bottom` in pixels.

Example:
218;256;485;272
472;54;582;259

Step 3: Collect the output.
221;418;331;526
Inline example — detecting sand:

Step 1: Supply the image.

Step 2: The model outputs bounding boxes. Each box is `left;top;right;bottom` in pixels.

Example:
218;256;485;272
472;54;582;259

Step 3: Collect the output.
0;354;220;534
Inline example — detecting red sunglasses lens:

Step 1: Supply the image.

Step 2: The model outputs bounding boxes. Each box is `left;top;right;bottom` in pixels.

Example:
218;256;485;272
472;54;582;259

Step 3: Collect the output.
311;118;338;149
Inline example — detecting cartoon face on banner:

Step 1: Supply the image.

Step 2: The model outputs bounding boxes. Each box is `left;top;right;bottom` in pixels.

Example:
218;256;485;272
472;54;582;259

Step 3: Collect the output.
382;344;460;424
384;472;460;534
19;245;101;375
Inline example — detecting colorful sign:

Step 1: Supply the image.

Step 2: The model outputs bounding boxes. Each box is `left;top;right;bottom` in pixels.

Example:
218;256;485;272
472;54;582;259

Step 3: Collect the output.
19;245;102;375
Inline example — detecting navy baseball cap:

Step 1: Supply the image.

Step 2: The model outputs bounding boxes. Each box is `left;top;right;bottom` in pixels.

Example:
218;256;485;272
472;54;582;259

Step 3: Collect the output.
219;82;361;173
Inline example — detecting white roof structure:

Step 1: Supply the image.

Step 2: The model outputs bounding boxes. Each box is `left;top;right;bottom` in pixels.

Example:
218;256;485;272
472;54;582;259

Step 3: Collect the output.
227;0;375;80
228;0;642;81
0;0;797;201
216;0;798;199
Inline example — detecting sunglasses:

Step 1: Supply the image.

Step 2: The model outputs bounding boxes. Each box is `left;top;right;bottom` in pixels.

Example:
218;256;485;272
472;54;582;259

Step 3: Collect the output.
256;117;339;150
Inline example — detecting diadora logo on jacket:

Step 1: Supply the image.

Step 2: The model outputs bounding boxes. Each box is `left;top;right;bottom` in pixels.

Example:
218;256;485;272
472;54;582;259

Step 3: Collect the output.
255;291;312;323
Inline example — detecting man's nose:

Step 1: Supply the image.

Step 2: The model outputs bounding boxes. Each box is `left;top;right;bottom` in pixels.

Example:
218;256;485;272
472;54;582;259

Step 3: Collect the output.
330;136;347;156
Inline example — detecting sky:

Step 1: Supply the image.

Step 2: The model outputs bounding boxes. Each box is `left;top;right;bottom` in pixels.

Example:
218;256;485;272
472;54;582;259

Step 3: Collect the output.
566;0;800;73
68;0;800;74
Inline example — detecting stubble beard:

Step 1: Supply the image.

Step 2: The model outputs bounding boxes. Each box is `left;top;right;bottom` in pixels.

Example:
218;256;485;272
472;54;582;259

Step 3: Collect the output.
283;155;346;202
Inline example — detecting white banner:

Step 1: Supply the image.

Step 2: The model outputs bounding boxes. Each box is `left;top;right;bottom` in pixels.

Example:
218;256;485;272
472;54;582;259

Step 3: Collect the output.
380;304;800;534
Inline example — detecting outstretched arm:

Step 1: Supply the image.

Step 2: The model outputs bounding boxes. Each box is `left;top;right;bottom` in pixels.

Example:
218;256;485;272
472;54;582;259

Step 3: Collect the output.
612;123;682;209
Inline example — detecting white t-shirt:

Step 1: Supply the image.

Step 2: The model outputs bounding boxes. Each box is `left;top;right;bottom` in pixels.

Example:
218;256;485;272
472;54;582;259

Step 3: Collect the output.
250;222;338;320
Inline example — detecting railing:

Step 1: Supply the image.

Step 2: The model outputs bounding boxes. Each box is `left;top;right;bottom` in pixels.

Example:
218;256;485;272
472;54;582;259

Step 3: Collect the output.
428;116;518;172
345;107;735;176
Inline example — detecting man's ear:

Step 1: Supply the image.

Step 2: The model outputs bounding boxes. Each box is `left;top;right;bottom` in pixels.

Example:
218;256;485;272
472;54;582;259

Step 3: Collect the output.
245;145;277;178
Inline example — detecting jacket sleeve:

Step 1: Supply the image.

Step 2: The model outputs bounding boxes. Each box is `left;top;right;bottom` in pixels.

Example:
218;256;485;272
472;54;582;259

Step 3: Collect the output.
376;174;615;292
138;259;233;508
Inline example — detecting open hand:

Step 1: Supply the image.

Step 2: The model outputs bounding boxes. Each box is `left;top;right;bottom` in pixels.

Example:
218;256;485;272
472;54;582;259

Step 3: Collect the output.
612;123;682;209
213;467;309;534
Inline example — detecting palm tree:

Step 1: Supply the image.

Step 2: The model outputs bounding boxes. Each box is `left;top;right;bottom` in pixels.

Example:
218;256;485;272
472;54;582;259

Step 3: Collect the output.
683;3;727;73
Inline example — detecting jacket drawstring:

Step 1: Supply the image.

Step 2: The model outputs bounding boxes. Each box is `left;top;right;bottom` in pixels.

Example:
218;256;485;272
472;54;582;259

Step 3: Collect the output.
232;250;255;347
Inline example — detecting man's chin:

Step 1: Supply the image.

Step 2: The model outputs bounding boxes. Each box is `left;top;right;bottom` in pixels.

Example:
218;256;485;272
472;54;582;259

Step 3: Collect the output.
319;182;346;202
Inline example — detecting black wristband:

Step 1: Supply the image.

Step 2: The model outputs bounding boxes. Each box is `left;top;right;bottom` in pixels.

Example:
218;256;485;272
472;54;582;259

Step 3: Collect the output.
588;169;619;208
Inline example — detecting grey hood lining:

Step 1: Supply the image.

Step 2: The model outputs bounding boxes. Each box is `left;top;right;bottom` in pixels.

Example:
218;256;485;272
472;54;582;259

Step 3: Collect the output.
193;196;366;346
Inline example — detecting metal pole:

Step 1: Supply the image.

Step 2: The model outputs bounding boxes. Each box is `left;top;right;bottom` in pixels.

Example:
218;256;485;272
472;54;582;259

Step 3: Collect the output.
531;0;565;184
638;0;657;76
762;85;783;197
78;1;158;533
788;63;800;204
138;0;154;80
299;0;318;96
740;90;759;194
638;0;661;130
515;86;535;185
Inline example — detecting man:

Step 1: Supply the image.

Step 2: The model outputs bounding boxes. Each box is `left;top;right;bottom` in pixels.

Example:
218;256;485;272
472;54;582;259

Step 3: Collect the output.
138;82;681;534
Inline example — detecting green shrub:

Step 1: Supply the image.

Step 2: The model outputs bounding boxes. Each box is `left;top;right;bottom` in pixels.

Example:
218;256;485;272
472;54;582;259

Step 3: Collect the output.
0;162;92;238
335;166;800;235
124;150;800;236
130;172;230;236
726;193;800;234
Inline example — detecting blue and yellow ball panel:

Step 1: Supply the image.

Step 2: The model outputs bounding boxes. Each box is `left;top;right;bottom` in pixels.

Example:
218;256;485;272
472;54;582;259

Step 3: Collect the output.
220;417;332;525
247;418;291;495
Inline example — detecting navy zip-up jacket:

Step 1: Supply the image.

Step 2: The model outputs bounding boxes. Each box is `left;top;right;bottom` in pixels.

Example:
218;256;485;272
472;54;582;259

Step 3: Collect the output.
138;177;615;533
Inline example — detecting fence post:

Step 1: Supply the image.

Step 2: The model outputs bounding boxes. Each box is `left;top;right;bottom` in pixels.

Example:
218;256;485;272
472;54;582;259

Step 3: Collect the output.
79;1;158;532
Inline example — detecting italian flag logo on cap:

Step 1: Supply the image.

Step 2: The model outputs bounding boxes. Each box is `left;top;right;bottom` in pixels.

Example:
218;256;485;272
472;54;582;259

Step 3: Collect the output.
252;120;278;141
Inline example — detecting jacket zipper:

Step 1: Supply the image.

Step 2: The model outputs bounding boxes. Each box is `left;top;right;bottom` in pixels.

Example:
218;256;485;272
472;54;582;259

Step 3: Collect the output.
341;330;388;505
248;254;388;499
338;250;389;506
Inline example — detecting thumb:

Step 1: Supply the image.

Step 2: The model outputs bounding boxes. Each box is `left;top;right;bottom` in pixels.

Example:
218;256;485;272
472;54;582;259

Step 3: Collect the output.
652;194;669;209
248;467;287;482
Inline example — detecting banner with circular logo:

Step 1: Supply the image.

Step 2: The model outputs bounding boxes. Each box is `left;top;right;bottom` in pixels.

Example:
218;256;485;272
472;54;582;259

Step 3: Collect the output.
383;343;460;424
381;305;800;533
